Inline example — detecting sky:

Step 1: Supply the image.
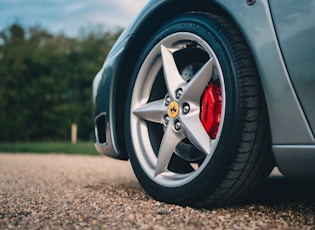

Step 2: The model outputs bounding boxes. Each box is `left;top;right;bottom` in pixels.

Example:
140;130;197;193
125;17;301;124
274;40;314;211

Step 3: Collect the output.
0;0;148;37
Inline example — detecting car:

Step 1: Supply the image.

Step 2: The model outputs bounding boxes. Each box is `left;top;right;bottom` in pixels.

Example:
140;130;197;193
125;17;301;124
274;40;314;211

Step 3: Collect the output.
92;0;315;207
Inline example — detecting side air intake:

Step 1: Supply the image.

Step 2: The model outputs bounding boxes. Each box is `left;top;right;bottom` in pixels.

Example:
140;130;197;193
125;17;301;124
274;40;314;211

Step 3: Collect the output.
95;113;106;144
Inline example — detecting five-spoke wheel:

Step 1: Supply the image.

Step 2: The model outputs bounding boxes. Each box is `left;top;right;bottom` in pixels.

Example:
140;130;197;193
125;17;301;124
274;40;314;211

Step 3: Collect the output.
125;13;273;206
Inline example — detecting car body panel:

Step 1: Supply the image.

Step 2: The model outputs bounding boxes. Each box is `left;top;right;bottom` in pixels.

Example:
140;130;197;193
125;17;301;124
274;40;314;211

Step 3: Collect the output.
93;34;135;159
268;0;315;177
217;0;315;177
269;0;315;137
218;0;314;144
93;0;315;177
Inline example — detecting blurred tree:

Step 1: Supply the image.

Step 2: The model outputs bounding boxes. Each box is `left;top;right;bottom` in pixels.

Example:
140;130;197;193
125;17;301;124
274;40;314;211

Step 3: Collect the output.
0;23;122;141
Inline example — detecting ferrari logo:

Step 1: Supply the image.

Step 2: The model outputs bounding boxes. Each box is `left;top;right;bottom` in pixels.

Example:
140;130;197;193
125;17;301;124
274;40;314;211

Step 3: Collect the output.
168;101;179;118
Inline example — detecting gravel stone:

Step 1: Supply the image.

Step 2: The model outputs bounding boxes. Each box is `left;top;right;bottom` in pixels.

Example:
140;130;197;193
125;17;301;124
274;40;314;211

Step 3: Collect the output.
0;153;314;229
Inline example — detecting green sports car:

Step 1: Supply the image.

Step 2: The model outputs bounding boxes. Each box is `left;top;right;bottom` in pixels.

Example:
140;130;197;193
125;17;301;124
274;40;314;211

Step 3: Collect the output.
92;0;315;206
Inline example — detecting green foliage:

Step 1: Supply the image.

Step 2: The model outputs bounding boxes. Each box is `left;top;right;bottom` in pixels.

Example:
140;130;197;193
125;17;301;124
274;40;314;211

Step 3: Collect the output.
0;23;122;141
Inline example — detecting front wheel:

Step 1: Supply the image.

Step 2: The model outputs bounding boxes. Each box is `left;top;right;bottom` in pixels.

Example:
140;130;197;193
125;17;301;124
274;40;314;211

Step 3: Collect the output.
125;13;273;207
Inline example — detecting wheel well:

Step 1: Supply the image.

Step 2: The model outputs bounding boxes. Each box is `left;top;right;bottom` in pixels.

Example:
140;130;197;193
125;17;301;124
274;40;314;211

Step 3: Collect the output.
113;0;238;155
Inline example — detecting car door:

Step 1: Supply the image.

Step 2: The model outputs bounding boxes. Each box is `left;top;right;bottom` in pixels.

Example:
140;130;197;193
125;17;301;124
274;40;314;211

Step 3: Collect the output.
269;0;315;138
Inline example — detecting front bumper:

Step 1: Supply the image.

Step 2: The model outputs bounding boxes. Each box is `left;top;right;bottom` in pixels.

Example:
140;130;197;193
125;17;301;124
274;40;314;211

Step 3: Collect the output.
92;35;133;160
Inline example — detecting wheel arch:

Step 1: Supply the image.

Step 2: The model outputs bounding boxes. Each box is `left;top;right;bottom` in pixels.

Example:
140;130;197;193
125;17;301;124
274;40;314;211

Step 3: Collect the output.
112;0;243;157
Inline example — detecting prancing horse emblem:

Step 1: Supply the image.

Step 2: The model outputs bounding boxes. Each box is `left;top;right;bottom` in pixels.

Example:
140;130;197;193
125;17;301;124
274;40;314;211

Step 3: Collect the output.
168;101;179;118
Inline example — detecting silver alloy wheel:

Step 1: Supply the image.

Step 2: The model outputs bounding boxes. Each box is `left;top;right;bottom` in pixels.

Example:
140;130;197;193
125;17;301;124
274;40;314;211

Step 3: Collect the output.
130;32;226;187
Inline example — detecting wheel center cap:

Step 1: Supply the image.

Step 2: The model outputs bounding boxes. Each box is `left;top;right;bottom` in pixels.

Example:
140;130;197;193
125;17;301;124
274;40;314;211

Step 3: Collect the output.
168;101;179;118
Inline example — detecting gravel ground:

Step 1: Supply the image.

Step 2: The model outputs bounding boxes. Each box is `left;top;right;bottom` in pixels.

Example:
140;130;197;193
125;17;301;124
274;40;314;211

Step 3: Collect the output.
0;153;314;229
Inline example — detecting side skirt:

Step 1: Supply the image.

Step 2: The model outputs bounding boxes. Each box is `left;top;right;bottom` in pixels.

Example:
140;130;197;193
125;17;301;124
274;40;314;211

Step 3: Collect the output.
273;145;315;179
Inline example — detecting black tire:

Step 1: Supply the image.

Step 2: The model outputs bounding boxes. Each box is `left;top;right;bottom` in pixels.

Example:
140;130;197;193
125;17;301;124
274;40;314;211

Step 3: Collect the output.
125;12;274;207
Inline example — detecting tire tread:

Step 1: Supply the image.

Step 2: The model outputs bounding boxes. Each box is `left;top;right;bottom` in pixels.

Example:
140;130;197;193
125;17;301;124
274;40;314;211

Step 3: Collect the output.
191;13;274;207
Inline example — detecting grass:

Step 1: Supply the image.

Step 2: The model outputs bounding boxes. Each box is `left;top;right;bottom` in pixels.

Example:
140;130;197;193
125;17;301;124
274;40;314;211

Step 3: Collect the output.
0;141;99;155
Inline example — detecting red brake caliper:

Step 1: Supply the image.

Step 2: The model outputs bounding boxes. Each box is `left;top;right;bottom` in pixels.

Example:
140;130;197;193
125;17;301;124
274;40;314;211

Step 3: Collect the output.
201;80;222;139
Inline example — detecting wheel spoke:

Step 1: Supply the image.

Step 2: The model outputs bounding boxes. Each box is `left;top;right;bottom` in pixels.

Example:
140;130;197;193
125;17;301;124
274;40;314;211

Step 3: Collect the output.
155;122;184;176
133;99;166;124
161;45;186;99
182;58;214;102
181;115;211;155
